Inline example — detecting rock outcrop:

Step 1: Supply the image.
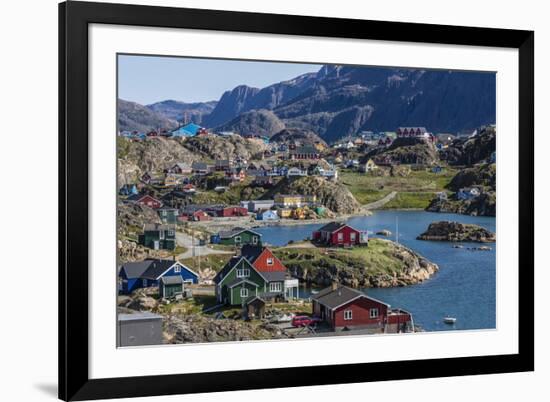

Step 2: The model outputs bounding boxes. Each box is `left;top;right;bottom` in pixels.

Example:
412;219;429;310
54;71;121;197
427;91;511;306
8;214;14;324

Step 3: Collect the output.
163;314;289;344
275;239;438;288
439;126;496;166
367;137;440;165
417;221;495;242
268;176;361;214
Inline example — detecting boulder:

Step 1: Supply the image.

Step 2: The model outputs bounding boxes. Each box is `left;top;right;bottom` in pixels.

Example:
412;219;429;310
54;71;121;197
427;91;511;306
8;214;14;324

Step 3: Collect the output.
417;221;495;242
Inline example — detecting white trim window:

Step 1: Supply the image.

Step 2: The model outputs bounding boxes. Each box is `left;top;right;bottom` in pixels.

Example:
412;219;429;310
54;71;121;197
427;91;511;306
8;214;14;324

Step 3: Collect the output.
370;308;379;318
159;231;165;240
344;310;353;320
234;236;242;244
337;232;344;242
269;282;282;292
240;288;249;298
350;232;356;242
252;236;258;244
236;268;250;278
266;258;274;266
174;265;181;273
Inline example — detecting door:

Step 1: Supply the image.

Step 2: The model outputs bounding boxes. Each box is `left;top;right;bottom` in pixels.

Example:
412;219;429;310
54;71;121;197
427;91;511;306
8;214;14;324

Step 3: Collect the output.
153;240;159;250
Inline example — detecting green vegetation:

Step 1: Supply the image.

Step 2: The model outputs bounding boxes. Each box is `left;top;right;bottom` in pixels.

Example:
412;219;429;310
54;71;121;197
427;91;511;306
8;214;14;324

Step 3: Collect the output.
340;167;457;209
275;239;407;277
181;254;232;272
157;295;219;315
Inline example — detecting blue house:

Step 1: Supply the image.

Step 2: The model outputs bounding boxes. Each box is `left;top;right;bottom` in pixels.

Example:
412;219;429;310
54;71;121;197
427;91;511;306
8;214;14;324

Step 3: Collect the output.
171;123;202;137
118;259;199;294
256;210;279;221
119;184;138;196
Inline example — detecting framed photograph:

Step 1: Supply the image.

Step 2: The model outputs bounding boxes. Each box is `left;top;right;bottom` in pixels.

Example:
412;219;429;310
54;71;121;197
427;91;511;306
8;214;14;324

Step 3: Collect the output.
59;1;534;400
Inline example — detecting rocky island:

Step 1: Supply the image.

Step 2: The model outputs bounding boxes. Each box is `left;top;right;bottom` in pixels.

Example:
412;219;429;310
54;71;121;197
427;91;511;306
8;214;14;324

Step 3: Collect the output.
417;221;496;242
274;238;439;288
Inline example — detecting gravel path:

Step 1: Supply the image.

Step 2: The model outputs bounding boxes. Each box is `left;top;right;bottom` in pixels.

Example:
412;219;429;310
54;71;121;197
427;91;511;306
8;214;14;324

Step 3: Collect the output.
363;191;398;210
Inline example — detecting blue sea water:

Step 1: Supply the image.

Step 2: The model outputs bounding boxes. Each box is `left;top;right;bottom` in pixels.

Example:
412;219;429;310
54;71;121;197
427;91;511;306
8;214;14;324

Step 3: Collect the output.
255;210;496;332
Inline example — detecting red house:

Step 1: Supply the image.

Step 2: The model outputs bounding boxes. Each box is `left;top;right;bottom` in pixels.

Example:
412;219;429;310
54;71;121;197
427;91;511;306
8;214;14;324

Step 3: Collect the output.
209;205;248;217
312;284;413;332
125;193;162;209
240;245;287;273
312;222;367;247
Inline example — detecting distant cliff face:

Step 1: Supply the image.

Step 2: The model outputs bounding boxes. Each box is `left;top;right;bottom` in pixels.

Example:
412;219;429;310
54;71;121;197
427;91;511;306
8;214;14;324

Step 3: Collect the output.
216;109;286;137
118;99;178;132
204;65;496;143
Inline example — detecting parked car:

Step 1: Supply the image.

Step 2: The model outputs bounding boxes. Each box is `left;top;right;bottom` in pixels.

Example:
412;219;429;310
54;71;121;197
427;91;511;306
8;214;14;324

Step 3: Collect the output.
291;315;321;328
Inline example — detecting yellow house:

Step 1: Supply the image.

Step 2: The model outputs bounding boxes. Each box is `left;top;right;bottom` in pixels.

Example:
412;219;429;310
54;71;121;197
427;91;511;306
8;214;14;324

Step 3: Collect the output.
278;208;293;218
361;159;378;173
274;194;317;208
164;174;180;186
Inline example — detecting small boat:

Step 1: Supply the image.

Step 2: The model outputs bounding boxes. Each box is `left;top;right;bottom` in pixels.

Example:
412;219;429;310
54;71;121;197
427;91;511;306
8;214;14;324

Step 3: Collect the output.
443;316;457;324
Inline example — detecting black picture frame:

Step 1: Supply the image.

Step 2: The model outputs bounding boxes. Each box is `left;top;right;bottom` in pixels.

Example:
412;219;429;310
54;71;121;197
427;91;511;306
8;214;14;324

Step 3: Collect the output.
59;1;534;400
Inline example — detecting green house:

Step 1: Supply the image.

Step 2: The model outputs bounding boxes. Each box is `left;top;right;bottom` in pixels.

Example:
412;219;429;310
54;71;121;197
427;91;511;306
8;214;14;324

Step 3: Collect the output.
159;276;184;299
139;224;176;250
214;256;286;306
158;207;179;224
216;228;262;246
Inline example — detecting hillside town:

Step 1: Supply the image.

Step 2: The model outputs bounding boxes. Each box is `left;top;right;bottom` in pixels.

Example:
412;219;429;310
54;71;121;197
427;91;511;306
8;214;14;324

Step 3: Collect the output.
117;120;496;346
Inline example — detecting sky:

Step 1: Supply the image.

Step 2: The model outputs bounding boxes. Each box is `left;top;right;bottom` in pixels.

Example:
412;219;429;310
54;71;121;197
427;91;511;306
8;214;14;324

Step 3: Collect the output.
118;55;321;105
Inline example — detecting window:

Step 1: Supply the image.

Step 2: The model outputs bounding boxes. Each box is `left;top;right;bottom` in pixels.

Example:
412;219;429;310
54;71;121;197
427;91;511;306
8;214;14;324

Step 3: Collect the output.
240;288;249;298
266;258;274;266
337;232;343;242
236;269;250;278
142;279;147;287
370;308;379;318
350;232;356;242
252;236;258;244
167;230;175;236
174;265;181;273
234;236;241;244
159;231;165;240
269;282;282;292
344;310;353;320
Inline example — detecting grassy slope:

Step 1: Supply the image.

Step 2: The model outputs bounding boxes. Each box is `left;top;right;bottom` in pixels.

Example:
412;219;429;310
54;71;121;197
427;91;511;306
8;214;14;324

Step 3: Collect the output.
340;167;457;209
274;238;408;277
181;254;233;272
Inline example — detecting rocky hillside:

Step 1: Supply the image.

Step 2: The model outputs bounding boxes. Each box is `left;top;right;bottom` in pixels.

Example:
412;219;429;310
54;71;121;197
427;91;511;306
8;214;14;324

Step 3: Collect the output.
274;239;439;288
216;109;285;137
117;135;267;184
366;137;440;165
146;99;217;124
417;221;495;242
203;65;496;143
118;99;178;132
181;135;267;161
270;128;327;146
266;176;361;214
426;163;496;216
439;125;496;165
447;163;496;191
426;192;496;217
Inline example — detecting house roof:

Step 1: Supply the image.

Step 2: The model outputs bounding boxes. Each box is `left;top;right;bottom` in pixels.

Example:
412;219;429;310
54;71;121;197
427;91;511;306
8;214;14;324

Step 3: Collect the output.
120;261;155;279
292;145;318;154
316;221;349;233
218;227;261;239
191;161;208;170
261;271;286;282
126;193;156;202
141;259;178;279
240;245;264;263
244;295;266;305
160;276;184;285
312;285;390;310
118;312;163;322
143;223;175;231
